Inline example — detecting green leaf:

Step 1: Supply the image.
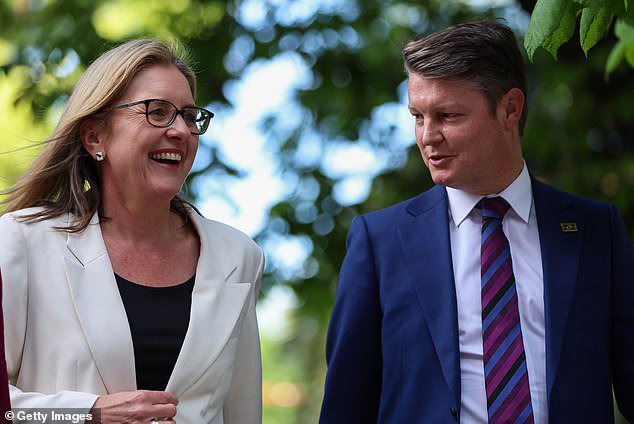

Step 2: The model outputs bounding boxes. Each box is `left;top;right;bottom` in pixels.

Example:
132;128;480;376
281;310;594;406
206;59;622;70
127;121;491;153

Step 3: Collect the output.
605;39;626;76
619;0;634;24
580;6;615;55
625;41;634;65
542;1;583;59
605;20;634;75
615;19;634;40
525;0;570;60
611;0;631;19
573;0;600;7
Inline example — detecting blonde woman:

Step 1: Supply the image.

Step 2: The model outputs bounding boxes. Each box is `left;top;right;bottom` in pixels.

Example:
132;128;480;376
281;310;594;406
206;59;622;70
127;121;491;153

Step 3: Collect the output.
0;40;263;424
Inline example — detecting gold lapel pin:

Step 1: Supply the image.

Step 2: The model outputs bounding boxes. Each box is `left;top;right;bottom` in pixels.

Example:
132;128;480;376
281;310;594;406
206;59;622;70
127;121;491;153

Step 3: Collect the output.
560;222;578;232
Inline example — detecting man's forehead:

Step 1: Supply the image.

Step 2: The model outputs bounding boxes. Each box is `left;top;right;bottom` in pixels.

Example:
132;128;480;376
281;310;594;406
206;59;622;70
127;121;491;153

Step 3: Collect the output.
407;77;481;107
407;74;473;89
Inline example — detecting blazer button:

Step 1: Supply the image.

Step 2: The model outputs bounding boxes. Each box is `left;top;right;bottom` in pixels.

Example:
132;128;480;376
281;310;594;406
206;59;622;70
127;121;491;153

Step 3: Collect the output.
450;407;458;421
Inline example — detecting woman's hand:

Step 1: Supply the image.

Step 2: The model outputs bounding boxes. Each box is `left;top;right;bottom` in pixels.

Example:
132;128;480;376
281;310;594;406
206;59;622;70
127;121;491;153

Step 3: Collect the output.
90;390;178;423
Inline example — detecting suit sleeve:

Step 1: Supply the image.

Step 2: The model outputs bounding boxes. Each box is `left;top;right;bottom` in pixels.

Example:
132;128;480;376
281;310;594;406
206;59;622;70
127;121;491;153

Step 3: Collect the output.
223;246;264;424
0;215;98;412
320;216;382;423
609;205;634;421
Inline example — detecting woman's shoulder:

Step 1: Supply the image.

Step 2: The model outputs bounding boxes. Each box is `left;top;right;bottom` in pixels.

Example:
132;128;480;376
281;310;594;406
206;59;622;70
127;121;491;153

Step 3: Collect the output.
2;206;46;218
0;208;74;255
191;212;257;243
189;210;261;254
1;207;70;232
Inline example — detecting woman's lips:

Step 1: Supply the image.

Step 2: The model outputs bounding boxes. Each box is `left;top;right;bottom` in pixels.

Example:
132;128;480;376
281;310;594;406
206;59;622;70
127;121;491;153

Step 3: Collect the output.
148;148;184;170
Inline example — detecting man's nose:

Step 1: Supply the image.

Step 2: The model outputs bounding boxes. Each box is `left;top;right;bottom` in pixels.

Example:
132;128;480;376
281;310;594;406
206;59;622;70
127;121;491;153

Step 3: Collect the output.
420;121;443;146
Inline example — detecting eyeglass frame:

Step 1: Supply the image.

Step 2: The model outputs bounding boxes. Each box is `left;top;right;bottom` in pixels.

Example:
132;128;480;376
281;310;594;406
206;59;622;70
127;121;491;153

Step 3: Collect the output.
115;98;214;135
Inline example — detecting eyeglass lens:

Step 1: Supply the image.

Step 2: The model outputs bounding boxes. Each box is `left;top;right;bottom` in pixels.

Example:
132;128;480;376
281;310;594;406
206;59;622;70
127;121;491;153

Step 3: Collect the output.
147;100;210;134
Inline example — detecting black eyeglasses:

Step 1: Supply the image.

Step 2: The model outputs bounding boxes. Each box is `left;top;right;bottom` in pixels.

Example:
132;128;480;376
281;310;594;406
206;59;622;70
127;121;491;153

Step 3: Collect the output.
116;98;214;135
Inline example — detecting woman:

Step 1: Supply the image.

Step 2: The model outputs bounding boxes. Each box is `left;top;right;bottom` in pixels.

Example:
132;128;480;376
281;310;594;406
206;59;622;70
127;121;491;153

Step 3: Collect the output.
0;40;263;423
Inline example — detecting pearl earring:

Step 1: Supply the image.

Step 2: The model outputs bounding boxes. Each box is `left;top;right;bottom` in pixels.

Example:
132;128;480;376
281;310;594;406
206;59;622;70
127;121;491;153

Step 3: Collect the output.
95;152;105;162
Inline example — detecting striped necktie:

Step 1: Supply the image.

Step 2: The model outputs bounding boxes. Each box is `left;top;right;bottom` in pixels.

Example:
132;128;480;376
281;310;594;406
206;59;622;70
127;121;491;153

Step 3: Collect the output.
480;197;534;424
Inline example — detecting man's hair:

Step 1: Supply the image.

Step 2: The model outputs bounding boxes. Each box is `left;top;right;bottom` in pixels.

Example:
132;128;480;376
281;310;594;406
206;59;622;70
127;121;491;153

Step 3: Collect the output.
403;20;528;135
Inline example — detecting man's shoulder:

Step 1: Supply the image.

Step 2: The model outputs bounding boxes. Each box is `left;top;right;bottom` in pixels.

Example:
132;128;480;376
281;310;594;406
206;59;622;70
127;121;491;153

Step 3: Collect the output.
532;178;613;212
359;185;446;226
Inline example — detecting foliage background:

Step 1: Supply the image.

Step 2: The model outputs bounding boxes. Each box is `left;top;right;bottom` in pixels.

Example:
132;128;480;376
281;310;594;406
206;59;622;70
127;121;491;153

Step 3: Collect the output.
0;0;632;422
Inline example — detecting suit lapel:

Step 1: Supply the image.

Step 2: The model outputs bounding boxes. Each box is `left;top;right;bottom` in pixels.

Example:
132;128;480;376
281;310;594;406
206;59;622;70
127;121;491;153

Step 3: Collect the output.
393;180;584;407
397;186;461;407
166;212;250;396
64;213;137;393
533;180;584;400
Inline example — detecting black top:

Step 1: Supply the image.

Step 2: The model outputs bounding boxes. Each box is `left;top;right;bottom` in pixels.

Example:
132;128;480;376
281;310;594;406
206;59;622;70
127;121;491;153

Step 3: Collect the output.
116;274;195;390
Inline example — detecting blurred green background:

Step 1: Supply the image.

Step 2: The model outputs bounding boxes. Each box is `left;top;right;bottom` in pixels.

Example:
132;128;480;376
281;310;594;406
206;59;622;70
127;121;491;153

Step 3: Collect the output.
1;0;632;422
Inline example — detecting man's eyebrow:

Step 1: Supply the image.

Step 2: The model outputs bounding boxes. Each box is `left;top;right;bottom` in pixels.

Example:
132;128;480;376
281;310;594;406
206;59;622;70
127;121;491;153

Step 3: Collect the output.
433;101;463;109
408;102;464;111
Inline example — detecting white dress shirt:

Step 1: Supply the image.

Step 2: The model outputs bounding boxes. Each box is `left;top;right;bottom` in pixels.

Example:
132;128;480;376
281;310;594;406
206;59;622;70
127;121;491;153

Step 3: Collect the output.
447;163;548;423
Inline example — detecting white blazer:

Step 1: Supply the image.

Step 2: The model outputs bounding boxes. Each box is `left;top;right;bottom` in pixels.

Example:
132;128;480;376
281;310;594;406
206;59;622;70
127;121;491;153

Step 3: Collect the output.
0;207;264;424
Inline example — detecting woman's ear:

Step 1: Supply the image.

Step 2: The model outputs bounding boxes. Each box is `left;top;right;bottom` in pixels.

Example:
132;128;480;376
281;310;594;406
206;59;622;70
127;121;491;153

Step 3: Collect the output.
79;118;104;159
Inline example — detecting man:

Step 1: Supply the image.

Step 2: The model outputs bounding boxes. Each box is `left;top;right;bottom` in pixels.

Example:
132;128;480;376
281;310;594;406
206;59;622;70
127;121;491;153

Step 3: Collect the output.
320;21;634;423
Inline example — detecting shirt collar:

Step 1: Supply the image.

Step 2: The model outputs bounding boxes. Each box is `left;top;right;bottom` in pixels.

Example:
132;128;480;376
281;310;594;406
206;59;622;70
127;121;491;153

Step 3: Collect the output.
446;162;532;227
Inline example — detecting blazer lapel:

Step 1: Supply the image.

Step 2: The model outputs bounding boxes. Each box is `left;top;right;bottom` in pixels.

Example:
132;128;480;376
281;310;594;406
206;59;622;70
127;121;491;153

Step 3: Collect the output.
63;213;137;393
533;180;584;401
166;212;251;396
397;186;461;407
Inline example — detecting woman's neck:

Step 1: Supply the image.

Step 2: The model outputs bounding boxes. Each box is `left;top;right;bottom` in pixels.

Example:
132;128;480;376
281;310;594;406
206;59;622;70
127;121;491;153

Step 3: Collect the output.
99;195;183;245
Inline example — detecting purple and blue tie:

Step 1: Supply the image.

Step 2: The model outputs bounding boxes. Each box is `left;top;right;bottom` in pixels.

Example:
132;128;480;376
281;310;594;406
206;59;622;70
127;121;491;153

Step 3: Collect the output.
480;197;534;424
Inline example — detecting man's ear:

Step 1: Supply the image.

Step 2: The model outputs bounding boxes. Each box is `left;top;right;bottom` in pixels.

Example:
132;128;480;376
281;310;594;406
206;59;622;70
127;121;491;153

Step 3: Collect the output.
499;88;524;132
79;118;104;157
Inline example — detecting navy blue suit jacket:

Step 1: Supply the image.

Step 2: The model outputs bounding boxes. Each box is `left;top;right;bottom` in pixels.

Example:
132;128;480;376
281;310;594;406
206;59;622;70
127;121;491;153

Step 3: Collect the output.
320;179;634;423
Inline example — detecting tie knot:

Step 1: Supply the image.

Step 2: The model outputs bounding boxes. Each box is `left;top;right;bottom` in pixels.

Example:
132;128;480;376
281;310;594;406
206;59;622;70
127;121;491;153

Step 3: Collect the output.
480;196;510;221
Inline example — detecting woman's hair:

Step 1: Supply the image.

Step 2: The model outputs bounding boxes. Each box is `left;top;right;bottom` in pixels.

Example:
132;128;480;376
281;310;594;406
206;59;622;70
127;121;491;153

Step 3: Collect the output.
2;39;197;232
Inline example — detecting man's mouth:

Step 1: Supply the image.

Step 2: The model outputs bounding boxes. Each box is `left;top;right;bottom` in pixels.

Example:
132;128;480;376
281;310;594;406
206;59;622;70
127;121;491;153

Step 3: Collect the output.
428;154;453;166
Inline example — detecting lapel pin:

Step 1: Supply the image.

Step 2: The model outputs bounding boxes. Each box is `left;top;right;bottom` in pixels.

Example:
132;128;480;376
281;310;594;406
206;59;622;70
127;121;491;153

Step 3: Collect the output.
560;222;578;233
